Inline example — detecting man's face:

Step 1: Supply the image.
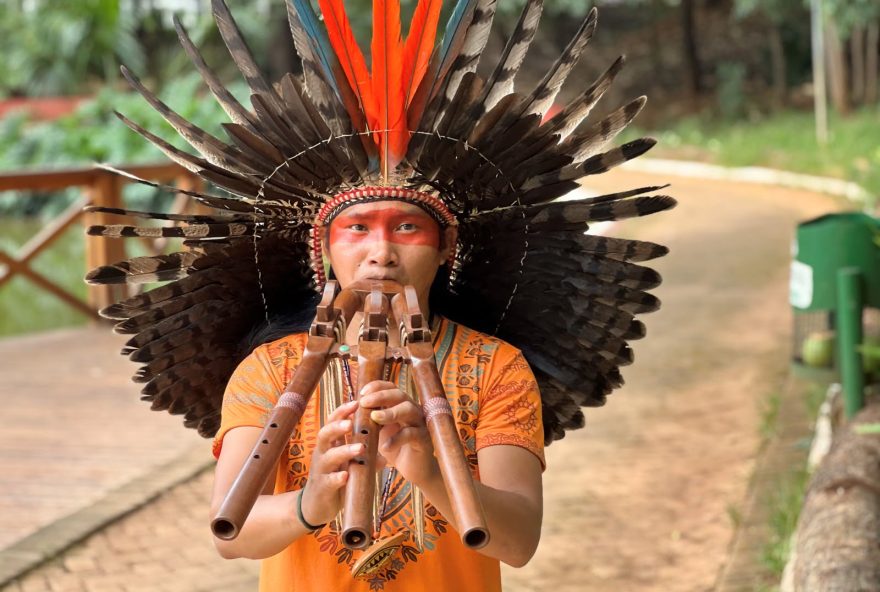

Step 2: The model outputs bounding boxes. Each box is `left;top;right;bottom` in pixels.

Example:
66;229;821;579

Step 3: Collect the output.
325;201;454;306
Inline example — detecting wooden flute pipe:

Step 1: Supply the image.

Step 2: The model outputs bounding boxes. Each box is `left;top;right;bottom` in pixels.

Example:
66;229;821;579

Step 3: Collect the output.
211;334;334;540
391;290;490;549
341;287;390;549
211;282;361;540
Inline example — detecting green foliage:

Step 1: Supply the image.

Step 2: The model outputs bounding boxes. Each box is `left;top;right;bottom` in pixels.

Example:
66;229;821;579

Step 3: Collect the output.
734;0;803;23
0;72;247;215
826;0;880;37
0;0;144;97
0;73;245;167
623;108;880;209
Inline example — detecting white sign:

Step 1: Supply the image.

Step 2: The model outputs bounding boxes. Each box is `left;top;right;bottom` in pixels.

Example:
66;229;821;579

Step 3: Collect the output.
790;261;814;309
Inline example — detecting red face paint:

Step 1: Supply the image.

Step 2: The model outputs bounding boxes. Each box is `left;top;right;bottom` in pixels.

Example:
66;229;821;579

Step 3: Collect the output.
329;207;441;247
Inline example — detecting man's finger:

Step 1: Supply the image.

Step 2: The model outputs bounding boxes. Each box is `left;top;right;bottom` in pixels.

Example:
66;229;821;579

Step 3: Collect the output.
327;400;359;422
370;401;424;427
316;419;353;453
359;388;410;409
315;442;365;473
359;380;398;397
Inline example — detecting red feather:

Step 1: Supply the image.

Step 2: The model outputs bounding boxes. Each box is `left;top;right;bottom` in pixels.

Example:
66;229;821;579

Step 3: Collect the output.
317;0;377;131
402;0;443;109
372;0;406;177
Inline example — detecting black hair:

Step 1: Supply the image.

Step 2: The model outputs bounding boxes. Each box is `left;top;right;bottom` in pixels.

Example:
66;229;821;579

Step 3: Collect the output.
240;291;320;354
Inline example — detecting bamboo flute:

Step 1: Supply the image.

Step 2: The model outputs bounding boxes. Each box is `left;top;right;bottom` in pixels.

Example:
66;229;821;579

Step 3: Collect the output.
210;281;361;540
391;287;490;549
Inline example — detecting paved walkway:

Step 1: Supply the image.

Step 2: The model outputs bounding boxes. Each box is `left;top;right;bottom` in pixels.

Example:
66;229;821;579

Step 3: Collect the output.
0;328;204;551
0;169;843;591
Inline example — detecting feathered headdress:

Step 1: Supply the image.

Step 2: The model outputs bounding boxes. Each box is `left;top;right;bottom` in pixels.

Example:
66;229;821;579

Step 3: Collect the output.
86;0;676;443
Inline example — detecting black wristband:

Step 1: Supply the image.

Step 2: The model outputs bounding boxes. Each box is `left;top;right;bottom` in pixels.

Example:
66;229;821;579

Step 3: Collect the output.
296;487;326;532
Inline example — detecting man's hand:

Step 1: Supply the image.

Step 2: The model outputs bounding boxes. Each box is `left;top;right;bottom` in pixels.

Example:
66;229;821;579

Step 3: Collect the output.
300;400;363;525
359;380;440;487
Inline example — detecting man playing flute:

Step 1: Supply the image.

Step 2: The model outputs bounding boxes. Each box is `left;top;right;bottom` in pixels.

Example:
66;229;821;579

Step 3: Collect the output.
87;0;675;590
212;196;545;590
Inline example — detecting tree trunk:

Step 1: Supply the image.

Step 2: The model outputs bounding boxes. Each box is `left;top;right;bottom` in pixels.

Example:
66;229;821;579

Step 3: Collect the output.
650;0;665;85
866;22;879;104
770;23;788;108
793;404;880;591
680;0;703;100
826;20;851;115
851;27;866;105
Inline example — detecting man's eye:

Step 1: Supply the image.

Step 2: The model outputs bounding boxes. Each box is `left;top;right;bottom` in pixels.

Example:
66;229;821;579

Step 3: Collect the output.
348;224;368;231
396;223;417;231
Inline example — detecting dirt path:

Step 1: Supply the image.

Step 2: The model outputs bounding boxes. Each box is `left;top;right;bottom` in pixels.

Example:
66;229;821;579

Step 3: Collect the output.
2;170;842;592
503;170;842;592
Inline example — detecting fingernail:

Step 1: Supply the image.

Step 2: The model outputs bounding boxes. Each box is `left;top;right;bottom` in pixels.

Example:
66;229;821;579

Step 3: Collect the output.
370;410;385;422
349;444;362;453
340;420;351;430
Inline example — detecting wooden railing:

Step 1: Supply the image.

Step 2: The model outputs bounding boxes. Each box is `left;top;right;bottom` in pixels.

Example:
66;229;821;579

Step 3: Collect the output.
0;164;204;318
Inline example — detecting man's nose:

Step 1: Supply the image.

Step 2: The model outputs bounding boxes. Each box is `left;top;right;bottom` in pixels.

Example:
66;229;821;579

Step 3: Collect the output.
366;239;398;266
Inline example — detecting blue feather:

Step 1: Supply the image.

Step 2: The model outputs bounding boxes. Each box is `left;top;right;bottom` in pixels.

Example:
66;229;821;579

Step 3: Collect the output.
288;0;338;93
440;0;477;58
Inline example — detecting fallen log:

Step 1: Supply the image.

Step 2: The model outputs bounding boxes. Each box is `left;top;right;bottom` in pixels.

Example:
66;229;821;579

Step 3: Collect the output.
794;402;880;592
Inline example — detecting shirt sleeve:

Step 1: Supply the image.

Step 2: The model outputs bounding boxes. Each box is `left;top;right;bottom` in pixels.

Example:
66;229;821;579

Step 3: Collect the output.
211;345;285;459
475;343;546;470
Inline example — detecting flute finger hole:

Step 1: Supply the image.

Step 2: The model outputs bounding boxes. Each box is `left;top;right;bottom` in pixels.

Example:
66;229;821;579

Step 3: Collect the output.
360;429;369;435
261;439;269;444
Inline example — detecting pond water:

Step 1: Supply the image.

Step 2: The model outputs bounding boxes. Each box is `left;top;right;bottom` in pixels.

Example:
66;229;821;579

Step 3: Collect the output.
0;217;89;337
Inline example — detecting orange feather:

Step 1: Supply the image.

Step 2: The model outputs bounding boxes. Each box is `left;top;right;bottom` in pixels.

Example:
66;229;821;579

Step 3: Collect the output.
402;0;443;108
371;0;406;177
317;0;377;132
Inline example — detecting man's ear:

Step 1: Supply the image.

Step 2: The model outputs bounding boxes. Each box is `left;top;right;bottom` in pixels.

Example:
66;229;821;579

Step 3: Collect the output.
439;226;458;265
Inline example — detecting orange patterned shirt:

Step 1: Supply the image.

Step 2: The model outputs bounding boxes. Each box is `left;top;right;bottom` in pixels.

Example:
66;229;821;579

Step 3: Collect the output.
213;317;544;592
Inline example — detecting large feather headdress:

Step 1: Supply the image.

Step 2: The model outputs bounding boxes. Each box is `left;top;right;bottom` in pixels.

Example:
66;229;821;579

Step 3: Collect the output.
86;0;676;443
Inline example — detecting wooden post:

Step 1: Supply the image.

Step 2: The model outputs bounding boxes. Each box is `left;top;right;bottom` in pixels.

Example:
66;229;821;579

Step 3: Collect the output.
174;171;211;215
811;0;829;145
84;170;127;314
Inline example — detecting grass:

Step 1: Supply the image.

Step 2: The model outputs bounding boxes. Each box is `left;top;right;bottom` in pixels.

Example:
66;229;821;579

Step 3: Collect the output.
752;382;828;584
759;391;782;442
624;107;880;207
760;466;809;577
0;215;91;337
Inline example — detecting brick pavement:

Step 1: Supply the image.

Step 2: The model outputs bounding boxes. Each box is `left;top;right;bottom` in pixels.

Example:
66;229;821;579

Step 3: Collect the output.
1;470;259;592
0;328;203;551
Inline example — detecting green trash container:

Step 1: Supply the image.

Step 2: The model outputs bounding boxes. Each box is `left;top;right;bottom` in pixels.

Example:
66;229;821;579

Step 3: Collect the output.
790;212;880;415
